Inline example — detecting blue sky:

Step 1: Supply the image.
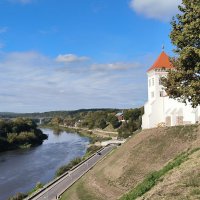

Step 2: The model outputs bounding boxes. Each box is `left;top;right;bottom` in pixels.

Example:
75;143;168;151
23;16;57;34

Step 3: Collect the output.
0;0;181;113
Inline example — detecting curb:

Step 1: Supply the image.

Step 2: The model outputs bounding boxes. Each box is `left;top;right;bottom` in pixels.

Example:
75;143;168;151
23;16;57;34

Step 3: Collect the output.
25;146;106;200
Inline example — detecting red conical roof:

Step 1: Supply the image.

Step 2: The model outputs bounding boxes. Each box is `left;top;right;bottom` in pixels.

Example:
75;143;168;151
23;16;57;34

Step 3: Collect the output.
148;51;174;72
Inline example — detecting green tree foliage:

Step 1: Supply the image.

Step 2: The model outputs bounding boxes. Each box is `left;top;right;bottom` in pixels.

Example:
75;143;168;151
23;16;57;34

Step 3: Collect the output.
56;157;82;177
0;118;47;152
86;145;101;155
28;182;44;194
50;117;63;126
81;111;109;129
163;0;200;107
64;116;76;127
118;107;143;138
98;118;107;129
0;109;120;119
118;120;138;138
8;193;27;200
107;115;122;129
124;108;143;121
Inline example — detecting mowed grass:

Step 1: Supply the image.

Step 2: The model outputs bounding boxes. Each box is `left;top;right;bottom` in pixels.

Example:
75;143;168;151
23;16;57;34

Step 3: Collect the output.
120;147;200;200
136;147;200;200
61;125;200;200
61;180;102;200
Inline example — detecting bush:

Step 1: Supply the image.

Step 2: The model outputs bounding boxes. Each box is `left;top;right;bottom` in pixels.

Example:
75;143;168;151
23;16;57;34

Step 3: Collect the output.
108;115;121;129
28;182;44;195
98;119;108;129
118;120;138;138
86;145;101;155
8;193;27;200
56;157;82;177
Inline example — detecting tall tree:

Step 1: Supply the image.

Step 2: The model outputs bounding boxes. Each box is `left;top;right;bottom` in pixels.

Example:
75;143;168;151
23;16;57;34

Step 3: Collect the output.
163;0;200;107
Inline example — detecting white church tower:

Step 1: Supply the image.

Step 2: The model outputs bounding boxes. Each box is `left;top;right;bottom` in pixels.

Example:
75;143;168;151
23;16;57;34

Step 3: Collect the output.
142;51;200;129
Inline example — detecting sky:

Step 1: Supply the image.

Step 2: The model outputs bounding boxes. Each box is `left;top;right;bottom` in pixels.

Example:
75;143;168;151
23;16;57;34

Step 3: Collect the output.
0;0;182;113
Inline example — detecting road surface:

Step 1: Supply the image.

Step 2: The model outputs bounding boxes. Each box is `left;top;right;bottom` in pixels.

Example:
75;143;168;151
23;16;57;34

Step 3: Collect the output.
30;145;115;200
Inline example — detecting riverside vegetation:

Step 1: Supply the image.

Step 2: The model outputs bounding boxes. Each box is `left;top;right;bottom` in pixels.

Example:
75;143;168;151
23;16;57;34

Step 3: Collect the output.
55;145;101;177
0;118;47;152
9;143;102;200
1;107;144;139
47;107;144;139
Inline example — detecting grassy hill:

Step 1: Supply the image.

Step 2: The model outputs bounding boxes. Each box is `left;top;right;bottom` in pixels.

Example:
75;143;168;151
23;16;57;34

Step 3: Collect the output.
61;125;200;200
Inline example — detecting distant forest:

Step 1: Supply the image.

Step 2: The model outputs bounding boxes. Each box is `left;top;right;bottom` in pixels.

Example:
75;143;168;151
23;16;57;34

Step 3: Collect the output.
0;108;121;118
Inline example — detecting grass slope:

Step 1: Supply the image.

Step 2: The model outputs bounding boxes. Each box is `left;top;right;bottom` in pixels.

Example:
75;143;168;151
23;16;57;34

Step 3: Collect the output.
61;125;200;200
137;149;200;200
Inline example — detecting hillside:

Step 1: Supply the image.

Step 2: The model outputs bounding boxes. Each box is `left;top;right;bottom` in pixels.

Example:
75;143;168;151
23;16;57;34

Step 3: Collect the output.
0;109;120;118
61;125;200;200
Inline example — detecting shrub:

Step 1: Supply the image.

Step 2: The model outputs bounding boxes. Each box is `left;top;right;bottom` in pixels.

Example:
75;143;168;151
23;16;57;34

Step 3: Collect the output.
86;145;101;155
8;193;27;200
118;120;138;138
56;157;82;177
109;115;121;129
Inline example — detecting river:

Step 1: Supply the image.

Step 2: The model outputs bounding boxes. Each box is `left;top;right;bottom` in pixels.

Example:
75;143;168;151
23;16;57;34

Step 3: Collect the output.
0;128;89;200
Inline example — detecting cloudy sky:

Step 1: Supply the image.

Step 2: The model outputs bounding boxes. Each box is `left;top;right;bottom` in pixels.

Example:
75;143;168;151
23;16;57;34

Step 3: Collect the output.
0;0;181;113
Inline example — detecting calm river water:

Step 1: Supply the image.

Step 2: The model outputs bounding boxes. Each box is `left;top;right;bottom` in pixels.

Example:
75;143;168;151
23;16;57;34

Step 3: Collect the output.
0;128;89;200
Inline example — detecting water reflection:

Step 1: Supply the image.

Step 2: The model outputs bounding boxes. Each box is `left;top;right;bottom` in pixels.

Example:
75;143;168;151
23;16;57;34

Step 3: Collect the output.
52;127;62;136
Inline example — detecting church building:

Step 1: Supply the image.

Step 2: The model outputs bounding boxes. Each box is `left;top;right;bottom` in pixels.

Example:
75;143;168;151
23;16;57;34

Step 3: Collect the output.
142;51;200;129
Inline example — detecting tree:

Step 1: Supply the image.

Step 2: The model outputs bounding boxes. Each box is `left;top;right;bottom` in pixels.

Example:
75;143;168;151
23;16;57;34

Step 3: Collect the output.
108;115;121;129
51;117;63;125
118;119;138;139
97;119;107;129
163;0;200;107
124;108;142;121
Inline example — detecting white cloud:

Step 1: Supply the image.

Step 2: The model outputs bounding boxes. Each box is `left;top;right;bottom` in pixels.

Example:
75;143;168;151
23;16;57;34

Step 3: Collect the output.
0;27;8;34
0;51;148;112
130;0;181;21
91;62;141;71
56;54;89;63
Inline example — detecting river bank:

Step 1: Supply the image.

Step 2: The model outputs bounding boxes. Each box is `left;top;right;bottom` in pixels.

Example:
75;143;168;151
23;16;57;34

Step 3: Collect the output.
59;125;118;137
0;119;48;153
4;125;116;200
40;124;116;145
0;128;89;200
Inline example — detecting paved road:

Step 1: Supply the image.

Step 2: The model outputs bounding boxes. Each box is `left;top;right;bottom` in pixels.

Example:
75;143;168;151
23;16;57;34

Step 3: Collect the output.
31;145;115;200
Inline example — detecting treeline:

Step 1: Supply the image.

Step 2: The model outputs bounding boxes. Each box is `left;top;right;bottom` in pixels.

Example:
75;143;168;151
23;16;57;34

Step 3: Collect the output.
50;110;122;129
49;107;144;138
0;118;48;152
0;108;120;119
1;107;144;139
